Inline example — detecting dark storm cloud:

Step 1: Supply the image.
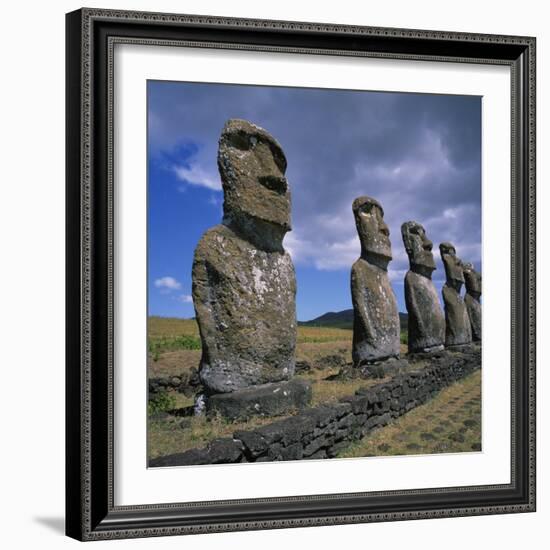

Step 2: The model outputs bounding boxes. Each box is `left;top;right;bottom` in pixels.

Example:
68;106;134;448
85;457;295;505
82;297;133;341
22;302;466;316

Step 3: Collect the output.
148;81;482;280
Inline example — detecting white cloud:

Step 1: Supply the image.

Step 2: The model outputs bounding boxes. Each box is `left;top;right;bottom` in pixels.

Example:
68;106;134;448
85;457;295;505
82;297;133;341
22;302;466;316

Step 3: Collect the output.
314;237;360;271
154;276;181;291
177;294;193;304
174;164;222;191
443;208;459;219
284;232;360;271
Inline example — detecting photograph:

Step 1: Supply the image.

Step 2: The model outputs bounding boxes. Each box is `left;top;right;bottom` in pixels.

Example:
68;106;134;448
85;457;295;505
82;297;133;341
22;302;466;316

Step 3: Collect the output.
146;81;483;467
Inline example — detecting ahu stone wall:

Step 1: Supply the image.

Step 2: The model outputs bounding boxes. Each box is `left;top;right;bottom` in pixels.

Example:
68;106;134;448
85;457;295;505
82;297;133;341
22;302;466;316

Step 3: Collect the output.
149;346;480;467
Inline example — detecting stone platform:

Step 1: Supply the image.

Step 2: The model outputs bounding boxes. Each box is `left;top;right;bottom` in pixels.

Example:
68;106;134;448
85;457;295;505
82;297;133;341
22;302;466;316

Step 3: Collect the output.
150;345;481;467
205;378;312;421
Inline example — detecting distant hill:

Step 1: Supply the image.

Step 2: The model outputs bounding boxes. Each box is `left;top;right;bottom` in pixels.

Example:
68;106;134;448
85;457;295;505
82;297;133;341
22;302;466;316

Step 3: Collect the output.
299;309;408;331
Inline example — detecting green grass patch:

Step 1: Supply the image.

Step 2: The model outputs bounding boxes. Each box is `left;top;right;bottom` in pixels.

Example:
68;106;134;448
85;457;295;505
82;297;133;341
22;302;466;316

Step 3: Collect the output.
148;392;177;415
148;335;202;360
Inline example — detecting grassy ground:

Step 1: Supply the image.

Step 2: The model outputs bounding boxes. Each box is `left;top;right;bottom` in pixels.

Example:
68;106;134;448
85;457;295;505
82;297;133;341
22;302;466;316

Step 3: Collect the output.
148;316;406;378
147;316;479;461
148;373;393;459
338;369;482;458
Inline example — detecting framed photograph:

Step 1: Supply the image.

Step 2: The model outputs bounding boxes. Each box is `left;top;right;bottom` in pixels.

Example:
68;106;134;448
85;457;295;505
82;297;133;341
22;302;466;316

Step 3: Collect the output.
66;8;536;541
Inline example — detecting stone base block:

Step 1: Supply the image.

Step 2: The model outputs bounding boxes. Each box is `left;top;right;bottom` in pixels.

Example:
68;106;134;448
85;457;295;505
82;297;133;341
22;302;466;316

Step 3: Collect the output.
360;357;410;378
206;379;312;421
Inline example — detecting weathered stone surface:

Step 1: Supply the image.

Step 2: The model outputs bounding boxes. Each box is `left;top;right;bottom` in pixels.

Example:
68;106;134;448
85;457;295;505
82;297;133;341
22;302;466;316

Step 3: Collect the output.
440;242;472;347
149;367;202;397
192;119;297;394
463;262;482;341
360;357;409;378
401;221;445;353
351;196;400;365
206;379;312;421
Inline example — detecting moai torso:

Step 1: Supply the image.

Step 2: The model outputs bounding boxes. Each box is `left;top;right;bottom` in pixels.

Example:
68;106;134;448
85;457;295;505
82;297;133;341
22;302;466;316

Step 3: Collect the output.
463;262;482;341
440;242;472;347
351;196;400;365
402;221;445;353
192;119;297;394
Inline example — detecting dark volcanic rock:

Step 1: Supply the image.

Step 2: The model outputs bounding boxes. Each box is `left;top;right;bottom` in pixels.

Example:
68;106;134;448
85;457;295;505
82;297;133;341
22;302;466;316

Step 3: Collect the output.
317;353;347;369
149;437;244;467
149;448;211;467
360;357;409;378
206;379;312;421
295;360;312;374
440;242;472;347
149;367;203;397
401;221;445;353
351;196;400;365
192;119;297;394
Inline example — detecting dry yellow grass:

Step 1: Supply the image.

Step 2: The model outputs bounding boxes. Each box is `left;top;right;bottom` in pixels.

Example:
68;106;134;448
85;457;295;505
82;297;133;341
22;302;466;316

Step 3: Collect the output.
296;325;352;344
148;405;299;459
148;317;355;378
149;344;355;379
148;316;353;342
148;317;200;338
338;369;482;458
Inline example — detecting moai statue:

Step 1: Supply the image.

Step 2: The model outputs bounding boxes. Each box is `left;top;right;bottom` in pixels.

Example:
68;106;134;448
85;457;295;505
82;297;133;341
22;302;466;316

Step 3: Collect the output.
351;196;401;367
192;119;310;419
401;221;445;353
463;262;482;341
439;242;472;347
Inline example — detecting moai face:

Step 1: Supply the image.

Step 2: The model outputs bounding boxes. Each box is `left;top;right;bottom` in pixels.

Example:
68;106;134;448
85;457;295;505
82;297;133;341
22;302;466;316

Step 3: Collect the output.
439;242;465;290
401;221;436;276
218;118;291;235
352;196;392;266
463;262;482;297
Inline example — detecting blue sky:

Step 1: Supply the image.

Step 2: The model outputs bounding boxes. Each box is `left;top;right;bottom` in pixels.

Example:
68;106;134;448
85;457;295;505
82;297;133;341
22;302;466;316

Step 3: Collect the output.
147;81;481;321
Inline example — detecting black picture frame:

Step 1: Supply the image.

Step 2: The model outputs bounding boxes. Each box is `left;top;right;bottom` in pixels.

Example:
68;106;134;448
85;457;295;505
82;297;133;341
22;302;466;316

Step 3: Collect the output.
66;8;536;541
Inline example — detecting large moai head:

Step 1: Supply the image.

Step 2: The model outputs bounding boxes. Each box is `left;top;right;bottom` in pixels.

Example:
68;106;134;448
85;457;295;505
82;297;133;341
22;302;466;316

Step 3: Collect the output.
352;196;392;269
401;221;436;278
463;262;482;300
218;118;291;250
439;242;465;291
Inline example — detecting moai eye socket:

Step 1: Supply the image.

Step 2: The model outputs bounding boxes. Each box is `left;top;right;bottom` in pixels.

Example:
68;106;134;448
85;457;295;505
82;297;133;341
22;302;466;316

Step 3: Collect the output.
258;175;288;195
225;130;252;151
360;203;375;215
